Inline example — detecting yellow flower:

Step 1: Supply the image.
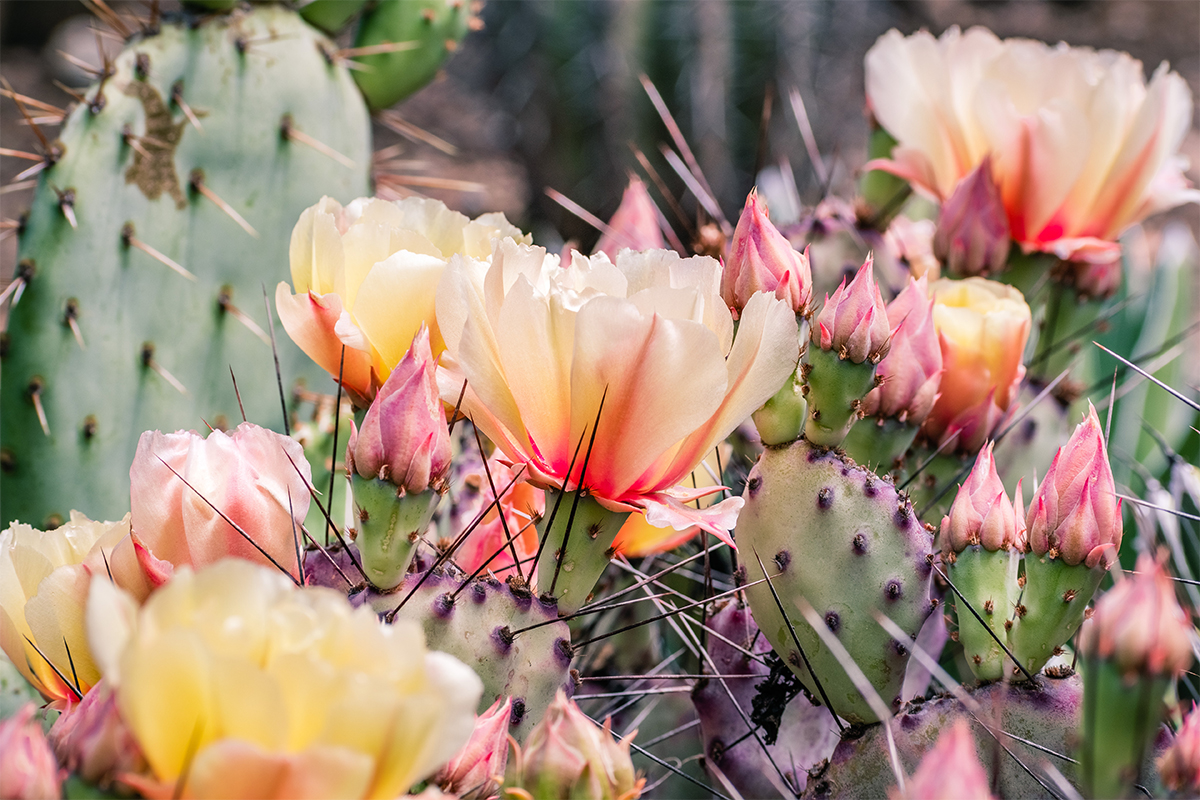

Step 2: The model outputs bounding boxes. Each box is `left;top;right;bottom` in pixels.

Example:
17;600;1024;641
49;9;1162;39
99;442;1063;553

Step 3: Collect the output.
0;512;130;703
923;278;1031;452
276;196;528;405
88;559;482;800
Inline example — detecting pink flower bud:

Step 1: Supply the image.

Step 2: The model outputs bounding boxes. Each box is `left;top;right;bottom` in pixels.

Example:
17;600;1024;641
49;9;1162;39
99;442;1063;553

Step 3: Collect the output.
129;423;312;581
348;326;452;493
49;679;147;788
891;719;994;800
723;189;814;316
1159;703;1200;793
860;276;942;423
939;443;1018;553
510;690;645;800
1026;404;1122;567
1079;553;1193;680
0;704;62;800
813;256;891;364
593;178;665;258
435;697;512;800
933;156;1012;277
1012;480;1028;553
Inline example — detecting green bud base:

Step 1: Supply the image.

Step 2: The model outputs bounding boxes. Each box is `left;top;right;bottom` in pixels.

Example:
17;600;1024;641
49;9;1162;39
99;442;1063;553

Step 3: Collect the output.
841;415;921;477
946;546;1019;683
1008;555;1106;678
534;490;630;615
351;474;442;591
1080;658;1170;800
752;367;807;446
801;346;878;449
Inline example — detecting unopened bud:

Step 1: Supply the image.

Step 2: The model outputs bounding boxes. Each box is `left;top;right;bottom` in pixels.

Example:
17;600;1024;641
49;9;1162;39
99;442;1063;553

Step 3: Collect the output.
933;155;1011;277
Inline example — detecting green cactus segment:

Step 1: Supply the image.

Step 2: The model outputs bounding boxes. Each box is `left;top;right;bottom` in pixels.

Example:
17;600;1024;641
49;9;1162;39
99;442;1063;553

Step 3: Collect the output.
351;0;472;111
1079;657;1170;800
857;127;909;230
1;7;371;529
752;366;808;446
299;0;370;35
736;440;936;724
841;415;920;477
367;565;574;740
351;475;441;591
801;346;877;449
945;547;1019;683
534;490;630;616
1008;555;1105;678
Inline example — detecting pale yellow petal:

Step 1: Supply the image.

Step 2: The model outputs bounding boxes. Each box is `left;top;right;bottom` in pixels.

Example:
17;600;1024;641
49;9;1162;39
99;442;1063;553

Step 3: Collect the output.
23;564;99;691
351;251;446;367
289;198;344;295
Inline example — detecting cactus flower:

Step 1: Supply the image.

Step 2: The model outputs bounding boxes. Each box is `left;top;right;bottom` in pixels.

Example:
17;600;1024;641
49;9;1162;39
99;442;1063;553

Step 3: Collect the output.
128;423;311;583
866;27;1200;267
813;256;891;364
348;326;452;493
87;559;482;800
0;512;131;703
932;156;1011;277
507;690;644;800
49;679;147;789
890;719;994;800
1079;553;1193;681
435;697;513;800
593;178;665;258
276;196;528;405
1159;704;1200;794
0;704;62;800
923;278;1031;452
723;189;814;317
940;443;1017;553
437;241;798;542
861;275;942;424
1026;404;1122;568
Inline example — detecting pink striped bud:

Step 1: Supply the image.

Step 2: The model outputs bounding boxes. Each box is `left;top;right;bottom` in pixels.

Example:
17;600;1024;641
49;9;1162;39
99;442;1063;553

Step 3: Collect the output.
593;178;665;258
1026;404;1122;567
891;719;994;800
348;326;452;493
860;276;942;423
940;443;1017;553
1079;553;1192;680
813;256;891;363
1159;703;1200;793
723;189;814;316
435;697;513;800
0;704;62;800
933;156;1011;277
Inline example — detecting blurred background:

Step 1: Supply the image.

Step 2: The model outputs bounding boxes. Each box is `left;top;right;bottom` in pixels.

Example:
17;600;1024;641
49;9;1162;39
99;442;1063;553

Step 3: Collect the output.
3;0;1198;263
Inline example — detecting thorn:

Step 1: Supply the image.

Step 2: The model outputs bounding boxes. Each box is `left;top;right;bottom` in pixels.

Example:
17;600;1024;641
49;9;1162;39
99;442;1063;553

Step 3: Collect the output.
229;367;247;424
122;124;152;159
377;110;458;154
141;343;188;395
280;114;356;168
0;147;44;162
545;187;625;242
0;89;64;116
218;286;271;345
336;40;420;60
55;51;103;78
0;260;33;308
171;81;204;133
376;173;484;193
63;298;85;349
81;0;132;38
53;187;77;228
1;77;52;155
122;222;196;281
189;170;258;237
261;284;290;436
27;378;50;436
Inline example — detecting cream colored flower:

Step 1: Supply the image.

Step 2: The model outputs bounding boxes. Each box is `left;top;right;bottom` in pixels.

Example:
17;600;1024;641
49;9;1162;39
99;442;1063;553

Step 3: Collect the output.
88;559;482;800
0;512;129;703
277;196;528;405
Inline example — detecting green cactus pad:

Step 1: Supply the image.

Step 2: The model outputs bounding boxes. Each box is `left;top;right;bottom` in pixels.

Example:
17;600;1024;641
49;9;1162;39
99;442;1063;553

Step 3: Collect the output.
736;440;936;724
1079;657;1171;800
801;345;878;449
298;0;369;35
1;6;371;528
535;490;630;616
945;546;1020;683
841;414;921;477
1008;555;1106;678
351;475;442;591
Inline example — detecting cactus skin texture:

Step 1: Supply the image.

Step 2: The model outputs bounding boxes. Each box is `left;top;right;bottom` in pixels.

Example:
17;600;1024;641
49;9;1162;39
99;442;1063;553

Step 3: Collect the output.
1;6;371;529
351;0;472;111
736;440;936;724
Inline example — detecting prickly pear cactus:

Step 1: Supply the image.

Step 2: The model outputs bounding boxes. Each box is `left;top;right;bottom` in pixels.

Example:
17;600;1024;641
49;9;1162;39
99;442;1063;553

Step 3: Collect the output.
2;6;372;528
736;440;937;724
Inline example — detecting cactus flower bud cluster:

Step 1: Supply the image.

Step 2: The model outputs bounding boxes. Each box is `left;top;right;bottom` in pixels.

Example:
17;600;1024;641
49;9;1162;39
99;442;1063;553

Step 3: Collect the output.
1159;705;1200;794
723;190;814;317
860;276;942;425
813;257;892;365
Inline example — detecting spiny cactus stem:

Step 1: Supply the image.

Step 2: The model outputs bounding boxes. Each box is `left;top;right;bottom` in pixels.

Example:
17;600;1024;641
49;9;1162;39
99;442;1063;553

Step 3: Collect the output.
122;223;196;281
510;587;681;637
0;261;32;307
531;427;588;571
447;514;535;602
933;561;1035;681
384;467;529;622
280;447;368;583
471;423;526;582
548;389;608;597
189;169;258;237
156;455;302;585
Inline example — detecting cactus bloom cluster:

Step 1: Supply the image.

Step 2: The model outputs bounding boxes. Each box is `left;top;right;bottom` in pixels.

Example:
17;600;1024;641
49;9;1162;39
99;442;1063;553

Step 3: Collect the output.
722;189;814;317
1026;405;1122;567
866;26;1200;267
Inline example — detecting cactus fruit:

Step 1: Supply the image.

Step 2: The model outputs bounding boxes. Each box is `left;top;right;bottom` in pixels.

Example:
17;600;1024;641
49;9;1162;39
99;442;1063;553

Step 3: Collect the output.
2;6;372;529
736;439;936;724
351;0;474;112
693;598;839;797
